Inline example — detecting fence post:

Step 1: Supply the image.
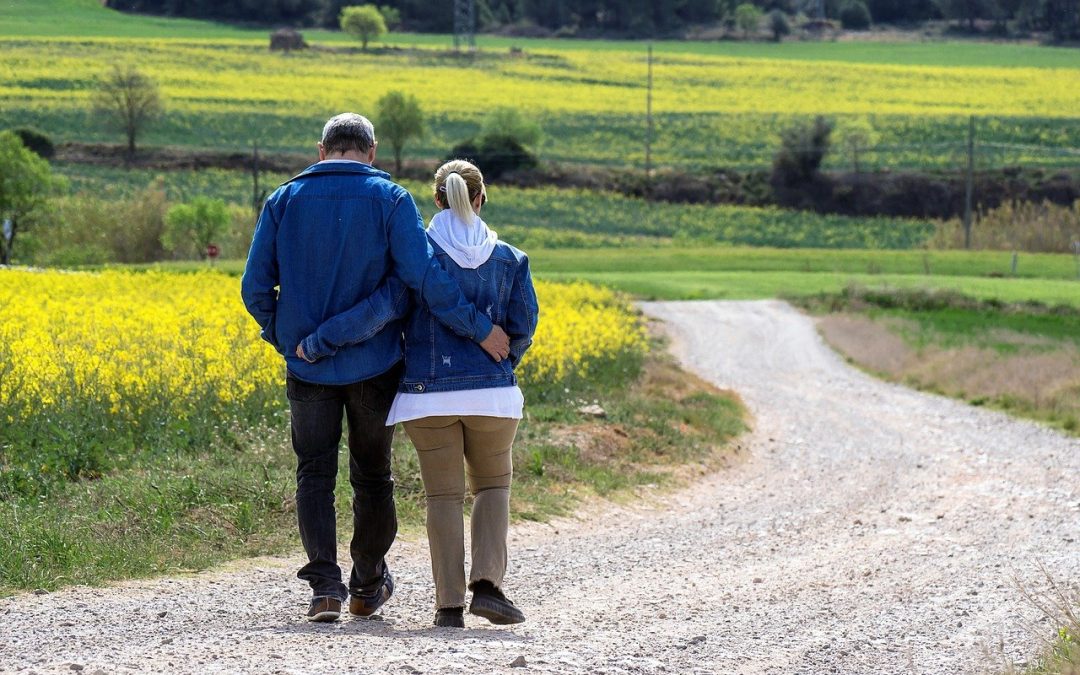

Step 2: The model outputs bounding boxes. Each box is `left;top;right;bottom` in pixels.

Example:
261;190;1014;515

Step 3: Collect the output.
645;43;653;181
252;140;261;215
963;115;975;249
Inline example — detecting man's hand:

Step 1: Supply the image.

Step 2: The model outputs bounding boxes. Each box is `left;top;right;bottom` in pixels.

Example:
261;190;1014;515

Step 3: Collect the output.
296;343;311;362
479;325;510;362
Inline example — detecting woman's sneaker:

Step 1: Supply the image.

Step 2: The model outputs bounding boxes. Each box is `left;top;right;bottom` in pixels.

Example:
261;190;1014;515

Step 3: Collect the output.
468;580;525;625
434;606;465;628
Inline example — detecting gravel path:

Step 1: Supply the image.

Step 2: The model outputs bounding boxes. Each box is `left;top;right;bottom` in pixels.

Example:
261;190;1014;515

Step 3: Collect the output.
3;300;1078;675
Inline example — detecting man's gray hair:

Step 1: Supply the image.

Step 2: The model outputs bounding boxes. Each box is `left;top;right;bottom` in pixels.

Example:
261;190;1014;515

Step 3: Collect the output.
321;113;376;155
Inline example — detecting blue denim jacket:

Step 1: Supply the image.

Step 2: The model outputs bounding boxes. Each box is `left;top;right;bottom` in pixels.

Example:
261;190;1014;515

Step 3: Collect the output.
240;161;493;385
302;237;538;394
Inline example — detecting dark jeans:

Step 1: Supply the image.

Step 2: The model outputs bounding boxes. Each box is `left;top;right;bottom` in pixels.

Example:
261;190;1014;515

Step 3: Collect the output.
286;362;402;601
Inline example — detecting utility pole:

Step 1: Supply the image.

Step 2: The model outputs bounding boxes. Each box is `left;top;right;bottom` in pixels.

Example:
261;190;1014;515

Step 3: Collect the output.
645;43;653;179
454;0;476;51
963;115;975;249
251;140;261;214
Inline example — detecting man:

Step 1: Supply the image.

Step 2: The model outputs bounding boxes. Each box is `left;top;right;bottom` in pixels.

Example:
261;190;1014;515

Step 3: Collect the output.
241;113;509;622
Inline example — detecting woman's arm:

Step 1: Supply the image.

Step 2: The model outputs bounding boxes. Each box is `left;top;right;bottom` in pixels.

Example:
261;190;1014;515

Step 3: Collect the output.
504;254;539;368
296;276;411;363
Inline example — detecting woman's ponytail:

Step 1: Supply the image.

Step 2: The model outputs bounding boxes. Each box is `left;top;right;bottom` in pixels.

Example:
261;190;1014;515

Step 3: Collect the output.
433;160;485;225
444;172;475;225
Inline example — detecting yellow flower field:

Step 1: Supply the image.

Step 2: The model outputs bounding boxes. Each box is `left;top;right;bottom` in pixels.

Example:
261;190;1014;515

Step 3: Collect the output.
0;268;646;489
1;37;1077;168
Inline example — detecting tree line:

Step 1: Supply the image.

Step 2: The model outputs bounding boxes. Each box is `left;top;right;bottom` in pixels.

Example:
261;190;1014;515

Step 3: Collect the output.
102;0;1080;40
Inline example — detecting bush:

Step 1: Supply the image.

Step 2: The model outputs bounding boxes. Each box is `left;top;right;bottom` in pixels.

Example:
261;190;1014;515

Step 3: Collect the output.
768;10;792;40
771;116;834;188
448;134;537;180
11;127;55;160
929;199;1080;253
163;197;230;260
37;181;168;265
840;1;873;29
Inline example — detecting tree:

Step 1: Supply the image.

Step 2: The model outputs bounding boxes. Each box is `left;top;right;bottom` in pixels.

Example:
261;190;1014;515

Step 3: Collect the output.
771;115;834;188
340;5;387;50
377;4;401;29
91;65;163;160
768;9;792;39
0;131;66;265
162;197;230;260
735;3;764;37
935;0;997;30
839;0;873;28
375;90;424;175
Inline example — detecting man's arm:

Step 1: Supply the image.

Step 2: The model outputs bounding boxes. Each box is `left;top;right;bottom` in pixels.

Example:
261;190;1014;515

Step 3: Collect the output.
504;254;540;368
386;191;509;361
296;276;411;363
240;197;283;354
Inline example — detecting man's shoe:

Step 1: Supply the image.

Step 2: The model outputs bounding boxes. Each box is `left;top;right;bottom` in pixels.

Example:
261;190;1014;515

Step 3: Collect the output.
306;596;341;622
468;580;525;625
434;607;465;628
349;572;394;618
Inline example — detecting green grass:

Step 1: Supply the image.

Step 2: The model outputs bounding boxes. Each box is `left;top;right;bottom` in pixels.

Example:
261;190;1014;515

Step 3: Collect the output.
800;286;1080;435
538;270;1080;306
5;0;1080;69
101;245;1080;307
0;335;744;593
55;167;939;250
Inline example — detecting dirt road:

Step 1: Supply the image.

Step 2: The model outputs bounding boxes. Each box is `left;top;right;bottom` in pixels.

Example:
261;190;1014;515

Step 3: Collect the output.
2;300;1077;674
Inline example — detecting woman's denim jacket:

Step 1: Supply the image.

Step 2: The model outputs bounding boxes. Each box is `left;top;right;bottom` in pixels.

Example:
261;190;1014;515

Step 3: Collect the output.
300;237;539;394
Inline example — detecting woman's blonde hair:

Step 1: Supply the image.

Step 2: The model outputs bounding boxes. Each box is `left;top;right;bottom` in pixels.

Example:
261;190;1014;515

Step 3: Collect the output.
433;159;485;225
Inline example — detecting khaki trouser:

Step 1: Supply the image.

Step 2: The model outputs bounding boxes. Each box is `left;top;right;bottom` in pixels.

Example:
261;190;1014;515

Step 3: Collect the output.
401;415;519;609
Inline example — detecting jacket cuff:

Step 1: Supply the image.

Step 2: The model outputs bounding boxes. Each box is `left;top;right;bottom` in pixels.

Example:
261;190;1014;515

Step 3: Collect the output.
299;334;322;363
472;313;494;343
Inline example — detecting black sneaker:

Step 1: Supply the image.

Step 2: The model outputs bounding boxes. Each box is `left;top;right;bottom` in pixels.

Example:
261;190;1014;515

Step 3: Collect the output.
468;580;525;625
306;596;341;622
434;606;465;628
349;572;395;618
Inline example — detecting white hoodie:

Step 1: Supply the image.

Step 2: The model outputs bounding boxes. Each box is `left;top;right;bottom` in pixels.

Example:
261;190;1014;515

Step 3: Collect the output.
426;208;498;269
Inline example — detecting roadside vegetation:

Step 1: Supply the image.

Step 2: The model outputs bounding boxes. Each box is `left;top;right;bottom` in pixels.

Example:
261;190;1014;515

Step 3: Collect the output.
0;268;743;593
795;285;1080;435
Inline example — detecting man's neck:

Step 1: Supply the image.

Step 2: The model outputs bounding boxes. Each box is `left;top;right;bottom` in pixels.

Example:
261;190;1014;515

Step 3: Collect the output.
322;151;369;164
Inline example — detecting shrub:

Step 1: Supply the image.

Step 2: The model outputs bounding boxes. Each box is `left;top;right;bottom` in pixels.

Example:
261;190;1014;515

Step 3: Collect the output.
929;199;1080;253
735;3;763;37
840;1;873;29
448;134;537;180
11;127;55;160
771;116;834;188
163;196;231;260
37;180;168;265
768;10;792;40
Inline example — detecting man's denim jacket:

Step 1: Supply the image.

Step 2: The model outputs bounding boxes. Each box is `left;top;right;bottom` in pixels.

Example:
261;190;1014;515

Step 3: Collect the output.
240;161;493;385
301;238;539;394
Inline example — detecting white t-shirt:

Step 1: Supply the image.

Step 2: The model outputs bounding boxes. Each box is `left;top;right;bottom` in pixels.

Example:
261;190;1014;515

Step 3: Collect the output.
385;386;524;426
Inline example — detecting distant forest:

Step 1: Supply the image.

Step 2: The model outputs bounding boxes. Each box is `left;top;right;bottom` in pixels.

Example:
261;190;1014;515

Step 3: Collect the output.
104;0;1079;40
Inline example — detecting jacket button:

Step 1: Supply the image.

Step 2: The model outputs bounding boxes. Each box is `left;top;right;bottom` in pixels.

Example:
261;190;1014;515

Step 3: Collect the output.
414;383;425;392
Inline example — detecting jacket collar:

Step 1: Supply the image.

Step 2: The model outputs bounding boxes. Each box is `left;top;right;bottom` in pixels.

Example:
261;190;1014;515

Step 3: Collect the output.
284;160;391;185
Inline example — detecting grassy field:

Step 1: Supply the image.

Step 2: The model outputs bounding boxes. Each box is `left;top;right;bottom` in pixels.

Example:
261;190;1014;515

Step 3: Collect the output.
55;167;940;251
3;0;1079;170
805;287;1080;434
5;0;1080;68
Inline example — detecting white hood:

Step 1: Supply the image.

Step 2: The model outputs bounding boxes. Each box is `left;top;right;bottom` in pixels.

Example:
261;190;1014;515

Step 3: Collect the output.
426;208;499;270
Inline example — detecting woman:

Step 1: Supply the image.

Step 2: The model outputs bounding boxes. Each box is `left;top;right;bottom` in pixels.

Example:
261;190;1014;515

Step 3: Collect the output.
387;159;538;628
297;159;538;628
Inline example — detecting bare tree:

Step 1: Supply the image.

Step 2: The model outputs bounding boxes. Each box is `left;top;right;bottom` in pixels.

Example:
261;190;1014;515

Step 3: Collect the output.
92;65;163;160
